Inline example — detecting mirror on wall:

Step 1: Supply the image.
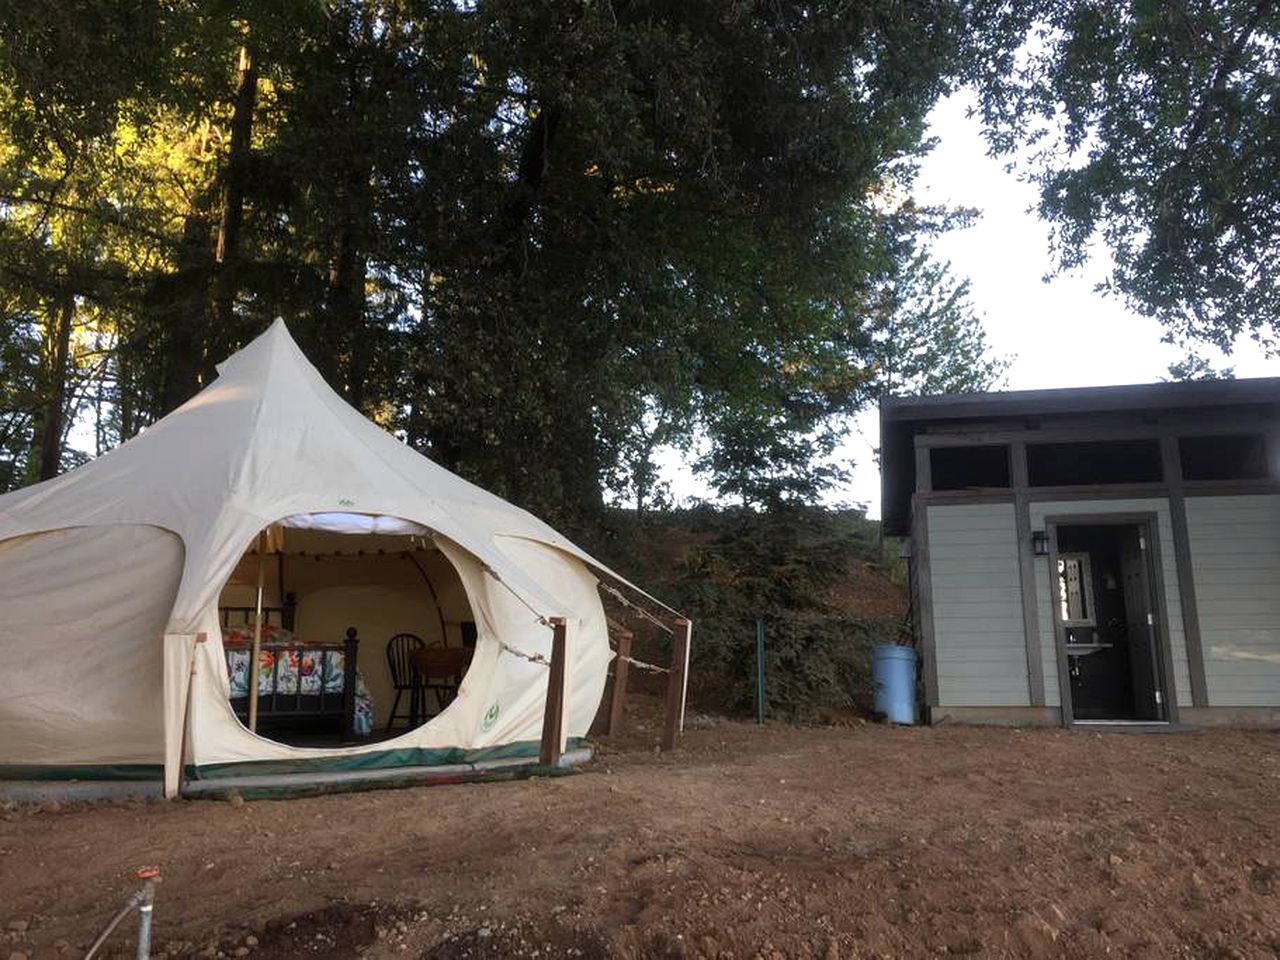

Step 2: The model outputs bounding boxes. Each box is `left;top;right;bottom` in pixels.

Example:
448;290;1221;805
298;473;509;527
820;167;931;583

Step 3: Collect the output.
1057;552;1096;627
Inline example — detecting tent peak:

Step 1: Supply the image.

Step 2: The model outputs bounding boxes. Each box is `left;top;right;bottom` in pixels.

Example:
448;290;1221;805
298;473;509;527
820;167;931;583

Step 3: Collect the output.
214;318;305;379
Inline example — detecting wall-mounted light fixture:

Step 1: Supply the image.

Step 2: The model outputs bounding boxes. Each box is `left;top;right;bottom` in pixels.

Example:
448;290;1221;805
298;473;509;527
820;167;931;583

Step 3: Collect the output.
1031;530;1049;556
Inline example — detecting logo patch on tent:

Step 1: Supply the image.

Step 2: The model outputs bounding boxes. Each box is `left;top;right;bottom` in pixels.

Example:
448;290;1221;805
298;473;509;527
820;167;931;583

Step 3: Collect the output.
481;701;500;732
338;498;355;506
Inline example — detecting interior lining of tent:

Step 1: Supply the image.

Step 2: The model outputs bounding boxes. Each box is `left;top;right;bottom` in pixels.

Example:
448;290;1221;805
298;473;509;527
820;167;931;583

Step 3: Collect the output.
217;513;478;748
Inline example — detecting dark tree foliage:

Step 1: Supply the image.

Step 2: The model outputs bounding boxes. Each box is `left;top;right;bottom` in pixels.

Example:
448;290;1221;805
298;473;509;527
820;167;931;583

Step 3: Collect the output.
0;309;39;489
0;0;1004;528
966;1;1280;355
1165;352;1235;382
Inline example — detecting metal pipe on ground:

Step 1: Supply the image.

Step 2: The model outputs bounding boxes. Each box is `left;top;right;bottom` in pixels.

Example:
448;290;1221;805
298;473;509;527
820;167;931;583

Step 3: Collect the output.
83;867;160;960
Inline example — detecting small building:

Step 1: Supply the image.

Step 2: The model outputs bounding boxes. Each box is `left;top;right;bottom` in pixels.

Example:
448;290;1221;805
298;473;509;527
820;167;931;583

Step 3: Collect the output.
880;377;1280;727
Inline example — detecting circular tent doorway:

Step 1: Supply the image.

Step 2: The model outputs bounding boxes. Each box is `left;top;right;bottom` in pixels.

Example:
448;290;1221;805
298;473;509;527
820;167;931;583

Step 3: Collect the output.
217;513;477;747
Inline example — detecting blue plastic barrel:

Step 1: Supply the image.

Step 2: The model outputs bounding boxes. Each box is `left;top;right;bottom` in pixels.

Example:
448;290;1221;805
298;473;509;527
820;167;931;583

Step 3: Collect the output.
872;644;919;725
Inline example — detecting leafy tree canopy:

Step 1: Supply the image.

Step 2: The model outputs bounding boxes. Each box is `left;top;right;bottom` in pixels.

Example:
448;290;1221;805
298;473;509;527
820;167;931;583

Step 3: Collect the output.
0;0;1007;529
966;0;1280;356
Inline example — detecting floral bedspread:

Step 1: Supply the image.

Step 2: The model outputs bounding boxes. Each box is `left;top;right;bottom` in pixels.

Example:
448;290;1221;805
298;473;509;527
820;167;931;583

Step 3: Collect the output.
223;625;374;735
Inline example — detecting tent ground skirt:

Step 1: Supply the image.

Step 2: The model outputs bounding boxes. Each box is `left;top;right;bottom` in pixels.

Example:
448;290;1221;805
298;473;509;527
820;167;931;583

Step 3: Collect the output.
181;746;592;800
0;747;592;804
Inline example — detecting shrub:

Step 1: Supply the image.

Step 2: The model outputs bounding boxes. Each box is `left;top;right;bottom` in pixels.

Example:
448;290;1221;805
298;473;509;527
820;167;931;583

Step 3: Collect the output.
596;504;909;720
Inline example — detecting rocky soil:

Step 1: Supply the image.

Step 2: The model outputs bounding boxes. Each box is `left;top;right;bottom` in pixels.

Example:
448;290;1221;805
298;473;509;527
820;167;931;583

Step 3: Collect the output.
2;700;1277;959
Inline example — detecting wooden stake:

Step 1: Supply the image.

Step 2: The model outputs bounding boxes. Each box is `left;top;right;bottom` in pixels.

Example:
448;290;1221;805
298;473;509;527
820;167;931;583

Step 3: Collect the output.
662;618;691;751
247;530;267;732
606;629;633;736
539;617;568;767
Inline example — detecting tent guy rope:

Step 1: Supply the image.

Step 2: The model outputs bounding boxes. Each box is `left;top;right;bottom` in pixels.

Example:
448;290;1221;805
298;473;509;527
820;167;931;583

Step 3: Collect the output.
612;651;669;675
600;582;674;634
493;637;552;667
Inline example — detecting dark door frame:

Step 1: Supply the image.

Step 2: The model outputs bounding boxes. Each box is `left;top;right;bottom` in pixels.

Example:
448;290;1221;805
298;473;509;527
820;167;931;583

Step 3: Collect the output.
1045;512;1181;727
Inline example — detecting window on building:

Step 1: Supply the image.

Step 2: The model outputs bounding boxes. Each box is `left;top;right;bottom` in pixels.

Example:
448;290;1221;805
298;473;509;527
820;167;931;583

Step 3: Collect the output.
1056;553;1095;627
929;444;1011;490
1179;434;1269;481
1027;439;1162;486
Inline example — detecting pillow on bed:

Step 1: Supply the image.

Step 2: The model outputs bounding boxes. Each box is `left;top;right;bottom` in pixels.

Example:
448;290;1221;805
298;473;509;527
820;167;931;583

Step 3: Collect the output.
222;623;294;646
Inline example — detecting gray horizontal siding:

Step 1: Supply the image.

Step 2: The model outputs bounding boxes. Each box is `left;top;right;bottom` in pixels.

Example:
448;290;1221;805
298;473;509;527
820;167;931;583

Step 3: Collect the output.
927;503;1029;707
1032;562;1060;706
931;586;1024;603
1029;498;1192;709
931;556;1030;579
1186;494;1280;708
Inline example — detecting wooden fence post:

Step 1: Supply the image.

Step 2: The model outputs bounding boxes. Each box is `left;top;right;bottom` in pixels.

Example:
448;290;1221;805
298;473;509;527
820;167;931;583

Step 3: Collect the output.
661;618;691;752
539;617;568;767
606;629;633;736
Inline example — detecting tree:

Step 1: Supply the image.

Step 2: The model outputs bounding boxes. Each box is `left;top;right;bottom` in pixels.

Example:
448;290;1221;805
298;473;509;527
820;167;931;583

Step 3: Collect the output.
0;0;1008;533
0;0;237;471
1166;353;1235;382
966;1;1280;355
864;247;1009;400
389;0;992;518
0;308;40;488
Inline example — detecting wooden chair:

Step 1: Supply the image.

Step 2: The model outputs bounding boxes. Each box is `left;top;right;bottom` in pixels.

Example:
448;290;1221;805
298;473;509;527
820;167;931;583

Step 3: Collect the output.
385;633;426;732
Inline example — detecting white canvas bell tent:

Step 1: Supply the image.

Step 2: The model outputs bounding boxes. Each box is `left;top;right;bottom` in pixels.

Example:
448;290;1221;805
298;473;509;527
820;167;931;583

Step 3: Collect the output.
0;320;680;797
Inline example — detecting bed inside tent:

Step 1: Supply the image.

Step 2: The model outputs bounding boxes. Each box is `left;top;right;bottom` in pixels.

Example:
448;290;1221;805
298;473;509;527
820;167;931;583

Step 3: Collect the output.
218;513;478;746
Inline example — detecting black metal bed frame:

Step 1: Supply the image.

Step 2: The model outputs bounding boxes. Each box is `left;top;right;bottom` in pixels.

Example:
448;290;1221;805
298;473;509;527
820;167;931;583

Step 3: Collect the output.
219;605;360;736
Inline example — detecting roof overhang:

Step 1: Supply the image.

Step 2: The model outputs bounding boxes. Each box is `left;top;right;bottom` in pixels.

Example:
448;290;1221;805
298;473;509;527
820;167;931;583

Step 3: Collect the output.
879;377;1280;536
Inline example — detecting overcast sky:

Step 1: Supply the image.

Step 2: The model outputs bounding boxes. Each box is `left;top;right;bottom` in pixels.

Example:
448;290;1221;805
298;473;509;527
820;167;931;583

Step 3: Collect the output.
659;91;1280;517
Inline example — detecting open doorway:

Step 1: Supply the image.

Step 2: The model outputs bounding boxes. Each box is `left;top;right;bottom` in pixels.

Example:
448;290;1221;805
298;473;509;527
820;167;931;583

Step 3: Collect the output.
218;514;478;747
1050;520;1171;724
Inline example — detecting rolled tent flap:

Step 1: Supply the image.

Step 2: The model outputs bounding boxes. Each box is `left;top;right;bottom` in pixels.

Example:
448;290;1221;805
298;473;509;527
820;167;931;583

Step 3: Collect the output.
277;513;430;537
163;633;201;798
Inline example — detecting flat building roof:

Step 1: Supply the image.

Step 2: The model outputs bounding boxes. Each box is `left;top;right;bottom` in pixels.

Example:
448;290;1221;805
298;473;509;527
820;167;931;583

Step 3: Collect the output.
879;377;1280;536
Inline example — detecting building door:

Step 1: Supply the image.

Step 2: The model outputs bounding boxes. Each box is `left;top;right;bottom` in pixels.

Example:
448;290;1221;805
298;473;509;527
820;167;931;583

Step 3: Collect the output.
1051;520;1169;723
1120;527;1165;721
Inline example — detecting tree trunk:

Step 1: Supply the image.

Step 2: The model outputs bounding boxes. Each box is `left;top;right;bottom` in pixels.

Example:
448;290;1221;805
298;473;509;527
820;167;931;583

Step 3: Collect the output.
156;41;256;417
490;105;561;278
558;390;607;520
117;346;135;441
329;220;370;409
37;296;75;481
212;42;258;335
93;356;106;457
157;214;214;414
322;5;388;410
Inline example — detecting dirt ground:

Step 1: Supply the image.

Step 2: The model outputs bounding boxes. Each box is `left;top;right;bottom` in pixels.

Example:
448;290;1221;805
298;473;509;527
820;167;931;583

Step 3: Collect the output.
2;699;1277;960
